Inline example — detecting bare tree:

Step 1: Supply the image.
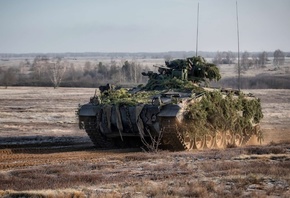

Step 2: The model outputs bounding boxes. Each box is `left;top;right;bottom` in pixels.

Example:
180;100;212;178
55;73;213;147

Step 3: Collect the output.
0;67;18;88
273;49;285;66
212;51;223;65
257;51;268;68
45;58;67;89
241;51;251;71
121;61;132;82
225;51;235;65
65;63;82;82
31;56;49;83
97;62;109;80
121;61;142;84
83;61;97;78
213;51;235;65
110;63;120;82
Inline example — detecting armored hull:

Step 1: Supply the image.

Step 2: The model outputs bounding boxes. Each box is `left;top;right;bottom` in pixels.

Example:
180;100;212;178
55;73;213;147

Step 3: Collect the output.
77;56;263;151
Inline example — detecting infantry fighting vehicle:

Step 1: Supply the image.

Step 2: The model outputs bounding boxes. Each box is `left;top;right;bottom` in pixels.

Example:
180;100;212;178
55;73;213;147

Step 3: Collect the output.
77;56;263;151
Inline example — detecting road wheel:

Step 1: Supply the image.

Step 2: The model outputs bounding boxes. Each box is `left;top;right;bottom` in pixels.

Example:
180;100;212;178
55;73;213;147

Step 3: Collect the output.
193;135;205;150
214;131;225;149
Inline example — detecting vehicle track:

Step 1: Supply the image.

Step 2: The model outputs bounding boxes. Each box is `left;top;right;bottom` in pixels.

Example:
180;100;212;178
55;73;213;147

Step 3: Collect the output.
0;141;140;171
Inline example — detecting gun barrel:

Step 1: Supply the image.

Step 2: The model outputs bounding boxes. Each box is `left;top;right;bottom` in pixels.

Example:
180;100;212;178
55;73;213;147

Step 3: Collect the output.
153;64;171;70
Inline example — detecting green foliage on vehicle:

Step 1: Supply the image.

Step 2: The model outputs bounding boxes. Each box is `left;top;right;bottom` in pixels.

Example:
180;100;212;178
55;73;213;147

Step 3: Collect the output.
184;91;263;137
143;56;221;90
101;88;160;106
186;56;221;83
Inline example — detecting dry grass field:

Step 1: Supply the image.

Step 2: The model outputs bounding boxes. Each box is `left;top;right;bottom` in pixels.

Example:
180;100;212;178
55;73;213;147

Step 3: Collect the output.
0;86;290;197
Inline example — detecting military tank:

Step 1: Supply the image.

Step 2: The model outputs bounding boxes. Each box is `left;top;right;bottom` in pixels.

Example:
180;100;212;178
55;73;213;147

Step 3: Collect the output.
77;56;263;151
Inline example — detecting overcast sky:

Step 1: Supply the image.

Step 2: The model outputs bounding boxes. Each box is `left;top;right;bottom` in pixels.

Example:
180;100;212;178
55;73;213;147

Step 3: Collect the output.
0;0;289;53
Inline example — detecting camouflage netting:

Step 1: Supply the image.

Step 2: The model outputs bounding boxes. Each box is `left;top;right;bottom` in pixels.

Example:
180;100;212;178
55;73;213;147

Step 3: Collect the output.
184;91;263;137
100;88;160;106
143;56;221;91
187;56;221;83
99;56;222;106
143;76;204;92
100;84;203;106
167;56;221;83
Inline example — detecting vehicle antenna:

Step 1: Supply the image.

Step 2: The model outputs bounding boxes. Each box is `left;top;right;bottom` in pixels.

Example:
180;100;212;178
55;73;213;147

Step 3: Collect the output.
236;0;241;90
196;2;199;57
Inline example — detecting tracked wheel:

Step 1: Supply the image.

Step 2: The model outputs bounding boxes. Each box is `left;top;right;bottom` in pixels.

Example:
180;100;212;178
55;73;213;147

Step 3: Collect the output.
85;129;115;149
225;130;233;146
160;118;194;151
234;133;243;147
223;130;249;147
214;131;225;148
243;124;262;146
193;135;205;150
83;116;115;149
160;117;227;150
205;134;215;149
245;125;262;146
157;117;262;151
160;126;185;151
183;134;195;150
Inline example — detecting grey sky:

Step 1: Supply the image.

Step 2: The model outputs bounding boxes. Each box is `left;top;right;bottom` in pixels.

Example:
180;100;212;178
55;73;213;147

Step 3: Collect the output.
0;0;289;53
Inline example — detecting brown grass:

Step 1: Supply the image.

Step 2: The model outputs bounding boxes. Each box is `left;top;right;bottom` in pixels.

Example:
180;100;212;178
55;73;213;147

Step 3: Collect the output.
1;144;290;197
246;145;287;155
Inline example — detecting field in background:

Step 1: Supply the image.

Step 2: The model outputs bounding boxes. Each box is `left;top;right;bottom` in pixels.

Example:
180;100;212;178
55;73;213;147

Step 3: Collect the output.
0;87;289;197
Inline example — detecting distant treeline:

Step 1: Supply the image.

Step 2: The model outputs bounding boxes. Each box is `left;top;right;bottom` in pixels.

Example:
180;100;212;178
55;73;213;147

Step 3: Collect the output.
0;57;150;88
0;50;289;89
214;75;290;89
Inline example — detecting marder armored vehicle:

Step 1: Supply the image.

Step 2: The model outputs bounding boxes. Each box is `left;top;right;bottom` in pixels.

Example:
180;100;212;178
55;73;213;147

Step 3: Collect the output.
77;56;263;151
